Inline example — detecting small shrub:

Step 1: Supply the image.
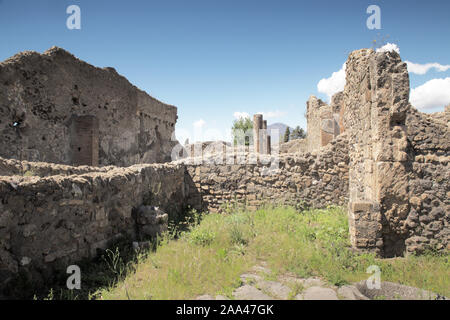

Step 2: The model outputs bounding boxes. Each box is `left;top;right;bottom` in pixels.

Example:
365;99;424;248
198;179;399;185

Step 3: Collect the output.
229;225;248;246
189;228;216;246
23;170;36;177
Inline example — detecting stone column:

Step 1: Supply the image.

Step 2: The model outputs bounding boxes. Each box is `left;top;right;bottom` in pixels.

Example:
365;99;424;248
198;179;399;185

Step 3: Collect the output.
266;135;271;155
253;114;263;154
262;120;268;154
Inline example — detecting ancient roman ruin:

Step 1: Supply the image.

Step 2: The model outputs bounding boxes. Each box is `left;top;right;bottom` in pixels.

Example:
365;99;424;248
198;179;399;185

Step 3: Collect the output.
0;47;448;296
0;47;178;167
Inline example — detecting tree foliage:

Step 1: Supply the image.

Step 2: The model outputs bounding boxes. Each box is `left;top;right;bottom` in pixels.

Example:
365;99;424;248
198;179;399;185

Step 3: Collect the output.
284;127;290;143
290;126;306;140
232;117;253;146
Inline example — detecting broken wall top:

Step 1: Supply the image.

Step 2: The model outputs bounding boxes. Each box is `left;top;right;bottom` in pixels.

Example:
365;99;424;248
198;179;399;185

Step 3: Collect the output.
0;46;177;123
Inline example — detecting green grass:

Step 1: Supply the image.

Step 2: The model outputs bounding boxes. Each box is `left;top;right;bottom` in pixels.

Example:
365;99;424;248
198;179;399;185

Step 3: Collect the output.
98;205;449;300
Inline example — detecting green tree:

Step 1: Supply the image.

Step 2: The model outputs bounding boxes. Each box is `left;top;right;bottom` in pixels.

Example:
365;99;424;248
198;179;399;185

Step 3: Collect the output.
232;117;253;146
290;126;306;140
284;127;290;143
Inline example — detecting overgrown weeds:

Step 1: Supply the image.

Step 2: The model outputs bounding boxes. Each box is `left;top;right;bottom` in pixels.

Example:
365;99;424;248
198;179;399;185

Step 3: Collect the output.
99;205;449;299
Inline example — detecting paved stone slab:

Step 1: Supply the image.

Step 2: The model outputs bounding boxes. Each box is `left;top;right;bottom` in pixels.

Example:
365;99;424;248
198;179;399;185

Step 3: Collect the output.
295;286;338;300
303;277;325;288
251;265;272;275
240;273;263;284
355;281;444;300
256;280;292;300
233;285;274;300
196;294;214;300
337;285;369;300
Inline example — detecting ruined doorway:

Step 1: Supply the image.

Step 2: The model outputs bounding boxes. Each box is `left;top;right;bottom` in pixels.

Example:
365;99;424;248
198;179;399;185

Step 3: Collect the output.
70;115;99;166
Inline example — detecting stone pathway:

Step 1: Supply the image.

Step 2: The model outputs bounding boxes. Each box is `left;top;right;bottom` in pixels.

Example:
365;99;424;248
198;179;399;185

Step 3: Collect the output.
196;262;446;300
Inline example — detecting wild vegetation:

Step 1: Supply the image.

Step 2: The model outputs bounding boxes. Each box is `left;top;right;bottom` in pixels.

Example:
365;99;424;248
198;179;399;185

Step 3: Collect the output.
87;205;449;300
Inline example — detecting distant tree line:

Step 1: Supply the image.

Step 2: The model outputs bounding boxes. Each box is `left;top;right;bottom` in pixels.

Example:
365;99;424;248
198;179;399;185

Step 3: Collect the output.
284;126;306;143
231;117;306;145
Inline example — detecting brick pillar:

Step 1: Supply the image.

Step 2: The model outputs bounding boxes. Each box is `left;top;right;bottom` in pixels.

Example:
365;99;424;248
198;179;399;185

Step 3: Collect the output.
253;114;263;154
267;135;271;155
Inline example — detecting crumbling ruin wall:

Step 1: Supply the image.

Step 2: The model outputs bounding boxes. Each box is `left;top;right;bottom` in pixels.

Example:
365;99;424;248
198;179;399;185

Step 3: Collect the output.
306;95;341;152
280;138;308;154
343;49;449;256
1;141;349;296
184;133;349;213
0;47;178;167
0;163;187;296
430;104;450;124
0;156;115;177
404;108;449;253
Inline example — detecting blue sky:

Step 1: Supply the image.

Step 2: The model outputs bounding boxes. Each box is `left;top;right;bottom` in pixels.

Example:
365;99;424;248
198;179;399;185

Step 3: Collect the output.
1;0;449;143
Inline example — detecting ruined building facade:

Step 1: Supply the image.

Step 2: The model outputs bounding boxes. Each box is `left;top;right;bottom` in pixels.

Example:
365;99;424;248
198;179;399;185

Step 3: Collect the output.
306;93;342;153
342;49;449;256
0;47;178;167
0;48;448;297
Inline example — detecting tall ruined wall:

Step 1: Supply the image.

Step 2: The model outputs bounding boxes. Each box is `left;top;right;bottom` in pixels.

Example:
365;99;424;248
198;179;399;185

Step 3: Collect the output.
306;96;327;152
184;133;349;213
306;95;341;152
0;163;187;297
0;47;178;167
342;49;449;256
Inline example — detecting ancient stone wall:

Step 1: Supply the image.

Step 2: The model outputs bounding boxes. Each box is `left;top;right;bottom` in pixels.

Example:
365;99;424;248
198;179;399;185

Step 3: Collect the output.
0;135;349;296
184;133;349;213
0;156;113;177
306;96;341;152
0;47;178;167
404;108;449;254
279;138;308;154
342;49;449;256
0;163;187;296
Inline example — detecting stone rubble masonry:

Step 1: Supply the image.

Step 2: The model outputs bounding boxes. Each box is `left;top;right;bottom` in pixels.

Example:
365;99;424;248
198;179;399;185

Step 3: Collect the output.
306;95;341;152
0;156;114;177
185;141;231;159
182;133;349;213
0;46;178;167
280;138;308;154
342;49;449;256
0;162;186;295
0;133;349;294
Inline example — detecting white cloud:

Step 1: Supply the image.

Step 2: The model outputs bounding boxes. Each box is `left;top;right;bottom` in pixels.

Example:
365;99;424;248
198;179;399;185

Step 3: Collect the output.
257;110;287;119
233;112;250;120
317;63;346;101
410;77;450;110
376;43;400;54
193;119;206;128
406;61;450;75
